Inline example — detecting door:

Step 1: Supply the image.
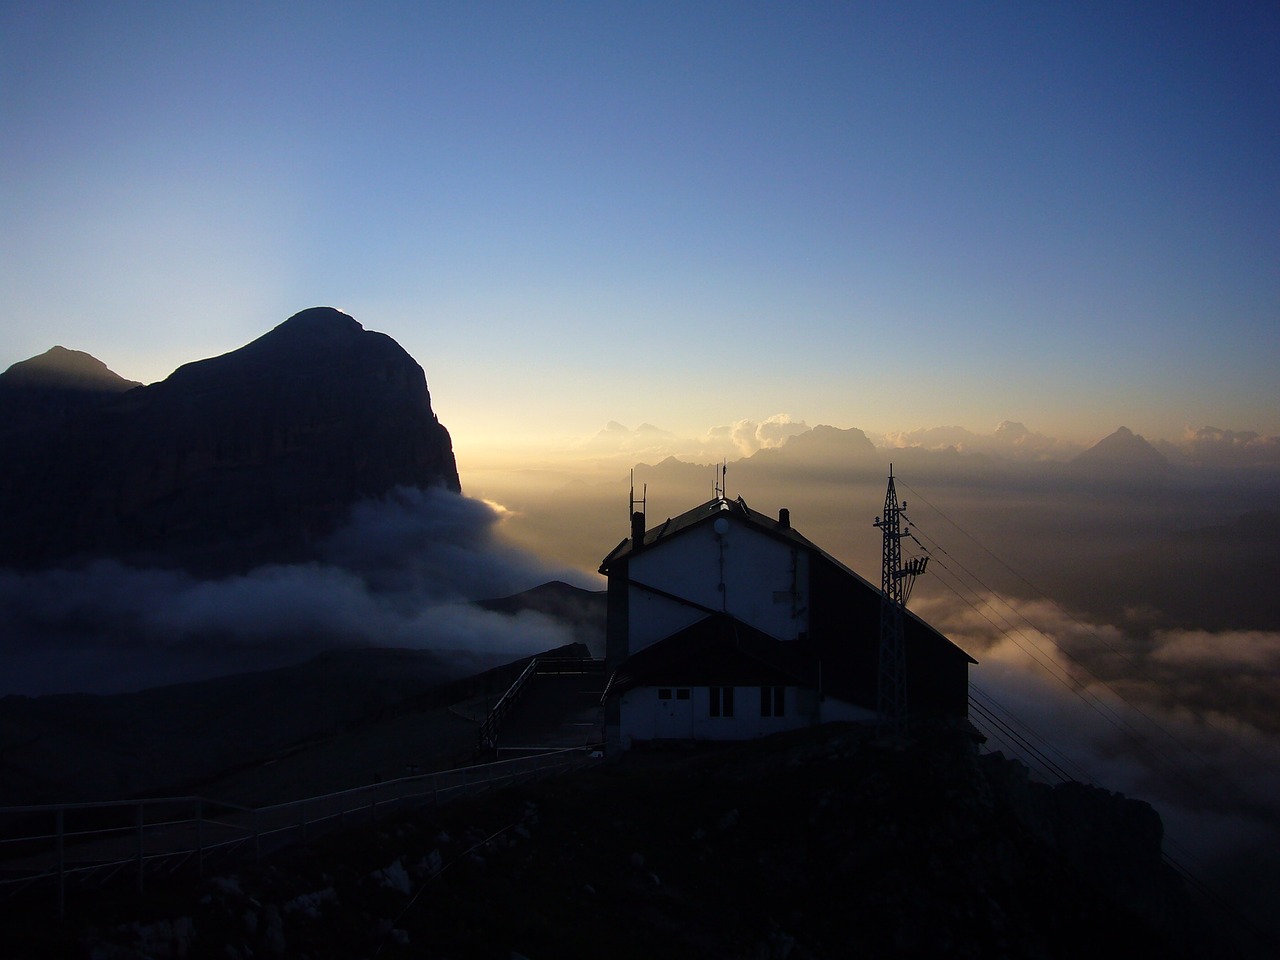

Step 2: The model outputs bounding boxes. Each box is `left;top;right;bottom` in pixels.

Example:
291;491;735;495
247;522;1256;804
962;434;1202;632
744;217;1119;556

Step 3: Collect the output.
654;687;693;739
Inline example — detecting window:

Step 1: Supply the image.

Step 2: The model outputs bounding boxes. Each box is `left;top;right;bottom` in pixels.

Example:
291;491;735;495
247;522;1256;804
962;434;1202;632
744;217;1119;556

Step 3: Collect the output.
658;688;672;700
709;686;735;718
676;688;691;700
760;685;786;717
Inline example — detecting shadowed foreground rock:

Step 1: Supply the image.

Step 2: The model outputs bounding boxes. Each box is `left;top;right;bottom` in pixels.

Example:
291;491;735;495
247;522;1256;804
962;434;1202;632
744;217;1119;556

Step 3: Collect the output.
11;723;1245;960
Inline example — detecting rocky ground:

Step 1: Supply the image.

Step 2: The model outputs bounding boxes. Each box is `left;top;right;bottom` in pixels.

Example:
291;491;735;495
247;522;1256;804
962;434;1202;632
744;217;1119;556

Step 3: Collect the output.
4;721;1256;960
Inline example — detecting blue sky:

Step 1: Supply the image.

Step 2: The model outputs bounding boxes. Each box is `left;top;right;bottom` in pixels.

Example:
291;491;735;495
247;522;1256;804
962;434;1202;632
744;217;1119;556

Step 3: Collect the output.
3;1;1277;453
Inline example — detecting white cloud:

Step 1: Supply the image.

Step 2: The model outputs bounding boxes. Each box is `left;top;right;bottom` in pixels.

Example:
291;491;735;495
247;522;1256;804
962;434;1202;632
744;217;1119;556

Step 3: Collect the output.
569;414;811;465
0;488;588;695
722;414;811;456
942;593;1280;899
1151;628;1280;670
1175;426;1280;468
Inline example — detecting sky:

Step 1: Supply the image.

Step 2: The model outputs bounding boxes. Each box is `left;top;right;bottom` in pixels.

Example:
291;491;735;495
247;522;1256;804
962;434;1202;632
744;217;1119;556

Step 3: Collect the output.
3;1;1278;458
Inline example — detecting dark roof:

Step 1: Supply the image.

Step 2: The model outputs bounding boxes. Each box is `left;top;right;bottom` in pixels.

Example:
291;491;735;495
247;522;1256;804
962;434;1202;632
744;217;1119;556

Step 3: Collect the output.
600;495;826;572
603;613;818;700
600;493;976;670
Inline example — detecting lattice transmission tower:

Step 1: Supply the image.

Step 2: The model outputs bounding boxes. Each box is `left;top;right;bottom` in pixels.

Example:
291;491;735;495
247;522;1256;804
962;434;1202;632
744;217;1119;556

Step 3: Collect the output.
874;466;927;732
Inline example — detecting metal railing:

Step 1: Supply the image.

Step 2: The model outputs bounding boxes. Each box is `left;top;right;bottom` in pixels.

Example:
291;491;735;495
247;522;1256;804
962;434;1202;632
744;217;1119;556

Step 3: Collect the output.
0;745;600;921
477;656;606;749
477;656;541;748
532;656;607;676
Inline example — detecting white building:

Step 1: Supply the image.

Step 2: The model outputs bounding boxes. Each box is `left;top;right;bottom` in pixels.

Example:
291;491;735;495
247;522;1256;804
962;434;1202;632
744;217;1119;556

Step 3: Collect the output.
599;495;974;750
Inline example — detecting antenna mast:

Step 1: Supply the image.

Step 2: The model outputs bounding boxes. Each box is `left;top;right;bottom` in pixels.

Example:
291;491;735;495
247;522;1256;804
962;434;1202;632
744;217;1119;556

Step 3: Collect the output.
873;465;927;733
630;469;646;520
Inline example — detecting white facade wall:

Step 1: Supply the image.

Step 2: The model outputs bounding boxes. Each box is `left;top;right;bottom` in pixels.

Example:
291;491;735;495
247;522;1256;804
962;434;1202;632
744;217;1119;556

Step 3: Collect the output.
627;518;809;655
626;591;706;656
818;697;879;725
618;684;815;746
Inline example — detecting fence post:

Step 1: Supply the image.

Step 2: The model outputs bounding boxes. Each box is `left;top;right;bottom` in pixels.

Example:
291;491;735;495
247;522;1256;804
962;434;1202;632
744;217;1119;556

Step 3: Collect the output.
196;800;204;879
56;806;65;924
136;803;144;897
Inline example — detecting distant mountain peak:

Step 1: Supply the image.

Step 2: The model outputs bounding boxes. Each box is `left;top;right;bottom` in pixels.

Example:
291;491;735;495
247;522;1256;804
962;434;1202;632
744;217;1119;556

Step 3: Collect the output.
994;420;1030;439
1074;426;1169;468
1;345;140;392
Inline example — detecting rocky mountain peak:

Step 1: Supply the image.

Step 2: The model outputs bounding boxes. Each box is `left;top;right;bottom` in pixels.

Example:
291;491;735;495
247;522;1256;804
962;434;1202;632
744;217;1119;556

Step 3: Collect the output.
254;306;368;354
0;346;142;439
994;419;1030;439
0;309;461;573
1074;425;1169;468
1;345;141;392
280;305;364;333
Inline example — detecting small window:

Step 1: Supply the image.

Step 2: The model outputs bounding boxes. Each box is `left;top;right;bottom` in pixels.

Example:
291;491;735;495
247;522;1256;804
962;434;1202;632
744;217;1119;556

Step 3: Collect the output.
710;686;735;718
676;688;691;700
760;685;786;717
658;688;672;700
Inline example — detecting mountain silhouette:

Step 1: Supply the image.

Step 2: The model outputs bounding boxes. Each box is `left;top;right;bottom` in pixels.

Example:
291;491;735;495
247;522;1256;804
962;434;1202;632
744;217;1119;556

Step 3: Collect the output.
0;345;141;438
1073;426;1169;469
0;307;459;573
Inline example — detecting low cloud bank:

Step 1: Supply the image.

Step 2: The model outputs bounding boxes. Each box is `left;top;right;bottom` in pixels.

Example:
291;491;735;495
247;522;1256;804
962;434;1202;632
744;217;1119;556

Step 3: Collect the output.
705;414;811;457
576;414;812;466
575;416;1280;473
0;488;589;696
1167;426;1280;468
914;591;1280;934
879;421;1083;460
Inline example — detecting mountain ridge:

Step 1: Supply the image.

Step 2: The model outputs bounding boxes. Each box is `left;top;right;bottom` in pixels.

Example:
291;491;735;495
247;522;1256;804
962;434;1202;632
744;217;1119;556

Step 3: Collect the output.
0;307;460;574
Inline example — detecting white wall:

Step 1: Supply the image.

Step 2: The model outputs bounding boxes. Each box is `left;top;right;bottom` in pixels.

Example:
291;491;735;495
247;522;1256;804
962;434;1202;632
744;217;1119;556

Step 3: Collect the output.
818;697;879;725
619;684;815;746
627;516;809;655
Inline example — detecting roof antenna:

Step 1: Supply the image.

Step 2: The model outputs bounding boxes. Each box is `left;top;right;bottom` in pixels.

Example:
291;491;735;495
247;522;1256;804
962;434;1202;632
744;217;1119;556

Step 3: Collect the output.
630;469;646;522
713;459;727;500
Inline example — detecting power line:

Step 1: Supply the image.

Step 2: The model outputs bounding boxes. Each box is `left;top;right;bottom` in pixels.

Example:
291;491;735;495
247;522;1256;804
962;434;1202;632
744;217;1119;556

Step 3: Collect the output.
888;477;1280;945
898;479;1272;792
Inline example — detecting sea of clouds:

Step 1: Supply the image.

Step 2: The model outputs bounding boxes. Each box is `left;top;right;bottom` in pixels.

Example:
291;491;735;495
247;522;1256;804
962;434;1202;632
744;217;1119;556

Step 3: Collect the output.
0;487;591;696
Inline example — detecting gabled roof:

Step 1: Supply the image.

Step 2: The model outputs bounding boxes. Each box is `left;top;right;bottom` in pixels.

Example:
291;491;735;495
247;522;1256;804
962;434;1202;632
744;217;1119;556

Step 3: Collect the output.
600;495;826;572
599;493;976;667
602;613;817;700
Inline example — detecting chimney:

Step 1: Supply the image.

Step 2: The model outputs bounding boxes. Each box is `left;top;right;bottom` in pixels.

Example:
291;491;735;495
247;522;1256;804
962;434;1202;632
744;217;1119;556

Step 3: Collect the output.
631;511;646;548
778;507;790;529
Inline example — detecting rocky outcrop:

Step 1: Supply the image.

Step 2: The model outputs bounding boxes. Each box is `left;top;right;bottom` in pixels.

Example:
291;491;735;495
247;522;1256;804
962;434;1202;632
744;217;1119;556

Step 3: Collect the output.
0;308;460;573
20;721;1239;959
